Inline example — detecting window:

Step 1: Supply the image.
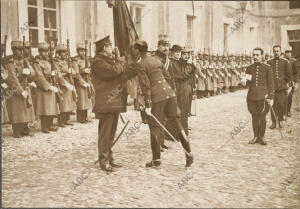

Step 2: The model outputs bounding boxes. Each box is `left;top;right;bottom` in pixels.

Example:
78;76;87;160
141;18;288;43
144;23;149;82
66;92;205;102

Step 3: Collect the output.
224;23;229;53
130;3;144;38
187;15;194;47
290;1;300;9
28;0;58;48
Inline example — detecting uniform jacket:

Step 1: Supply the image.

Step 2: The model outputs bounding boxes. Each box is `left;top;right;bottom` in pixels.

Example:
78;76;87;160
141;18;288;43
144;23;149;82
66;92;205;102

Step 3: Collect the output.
267;57;292;91
246;62;274;101
136;53;176;107
286;57;298;83
91;52;134;115
4;56;35;123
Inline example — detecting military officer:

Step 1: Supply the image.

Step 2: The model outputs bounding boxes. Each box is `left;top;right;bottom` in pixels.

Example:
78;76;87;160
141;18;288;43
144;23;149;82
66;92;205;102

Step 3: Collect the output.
209;53;218;96
216;54;225;94
133;40;193;168
31;42;60;133
91;35;136;172
264;52;270;63
267;45;292;129
72;42;93;123
242;47;274;145
284;49;298;117
54;44;77;127
4;41;35;138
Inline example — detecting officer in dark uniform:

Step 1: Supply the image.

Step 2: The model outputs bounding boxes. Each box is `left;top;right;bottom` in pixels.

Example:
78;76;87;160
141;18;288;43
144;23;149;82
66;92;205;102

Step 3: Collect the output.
91;35;136;172
242;47;274;145
284;49;298;117
267;45;292;128
133;40;193;168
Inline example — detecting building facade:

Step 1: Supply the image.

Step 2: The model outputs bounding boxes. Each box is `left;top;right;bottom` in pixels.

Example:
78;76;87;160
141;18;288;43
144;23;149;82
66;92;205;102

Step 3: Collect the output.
1;0;300;57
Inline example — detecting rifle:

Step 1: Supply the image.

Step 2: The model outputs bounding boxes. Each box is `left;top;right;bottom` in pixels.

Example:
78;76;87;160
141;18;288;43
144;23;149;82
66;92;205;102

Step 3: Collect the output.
85;40;95;98
22;36;33;108
67;38;78;102
49;39;63;103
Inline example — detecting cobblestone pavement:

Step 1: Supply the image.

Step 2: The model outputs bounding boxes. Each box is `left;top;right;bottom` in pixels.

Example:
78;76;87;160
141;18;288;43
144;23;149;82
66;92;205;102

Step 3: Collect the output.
2;90;300;208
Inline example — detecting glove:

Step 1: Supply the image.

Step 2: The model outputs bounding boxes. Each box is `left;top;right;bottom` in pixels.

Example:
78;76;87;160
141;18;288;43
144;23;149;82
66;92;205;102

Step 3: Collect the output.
1;83;8;89
49;86;58;93
23;68;31;75
241;78;247;86
21;90;29;99
84;68;90;73
51;70;57;76
83;82;89;88
145;107;151;116
187;58;193;64
65;83;74;91
29;82;37;88
266;99;274;106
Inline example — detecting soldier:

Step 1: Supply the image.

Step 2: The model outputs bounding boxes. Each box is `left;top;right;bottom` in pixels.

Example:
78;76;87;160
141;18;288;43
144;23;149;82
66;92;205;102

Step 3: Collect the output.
267;45;292;129
91;35;136;172
196;52;206;98
216;54;225;94
1;68;10;124
54;44;77;127
284;49;298;117
236;54;243;90
72;42;93;123
203;51;213;97
32;42;60;133
228;54;239;92
242;47;274;145
222;53;230;93
4;41;35;138
209;53;218;96
264;52;270;63
133;40;193;168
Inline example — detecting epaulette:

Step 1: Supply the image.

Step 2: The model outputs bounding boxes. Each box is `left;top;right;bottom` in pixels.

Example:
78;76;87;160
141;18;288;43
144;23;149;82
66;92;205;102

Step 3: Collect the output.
279;57;288;62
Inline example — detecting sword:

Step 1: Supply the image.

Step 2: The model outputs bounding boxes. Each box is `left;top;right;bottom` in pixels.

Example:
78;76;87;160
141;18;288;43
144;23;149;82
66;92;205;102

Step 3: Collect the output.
270;105;285;139
140;106;192;157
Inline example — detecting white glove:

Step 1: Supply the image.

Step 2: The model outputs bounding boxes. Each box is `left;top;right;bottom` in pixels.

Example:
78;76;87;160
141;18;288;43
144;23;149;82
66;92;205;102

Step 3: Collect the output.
195;74;199;79
23;68;31;75
1;83;8;89
83;82;89;88
49;86;58;93
21;90;29;99
29;82;37;88
51;71;57;76
241;78;247;86
187;58;193;64
65;83;74;91
267;99;274;106
287;87;292;95
84;68;90;73
145;107;151;116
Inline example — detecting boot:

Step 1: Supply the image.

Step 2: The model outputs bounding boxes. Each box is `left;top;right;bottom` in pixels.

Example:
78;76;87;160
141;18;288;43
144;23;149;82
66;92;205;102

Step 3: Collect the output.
99;161;115;172
186;153;194;167
110;161;122;168
248;137;258;144
145;159;161;168
270;122;276;129
258;137;267;145
278;121;283;128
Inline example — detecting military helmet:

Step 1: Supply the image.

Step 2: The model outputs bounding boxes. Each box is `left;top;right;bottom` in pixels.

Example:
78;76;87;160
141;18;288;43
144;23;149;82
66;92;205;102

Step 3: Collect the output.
11;40;23;50
170;44;183;52
76;42;86;50
37;42;49;50
56;44;67;52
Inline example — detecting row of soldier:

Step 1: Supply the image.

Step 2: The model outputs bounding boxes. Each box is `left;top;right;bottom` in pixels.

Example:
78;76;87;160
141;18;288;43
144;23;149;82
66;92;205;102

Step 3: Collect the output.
1;40;94;138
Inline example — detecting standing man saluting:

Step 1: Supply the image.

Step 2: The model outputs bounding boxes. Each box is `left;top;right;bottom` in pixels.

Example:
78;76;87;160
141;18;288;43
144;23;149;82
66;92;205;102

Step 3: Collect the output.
267;45;292;129
242;47;274;145
91;36;137;172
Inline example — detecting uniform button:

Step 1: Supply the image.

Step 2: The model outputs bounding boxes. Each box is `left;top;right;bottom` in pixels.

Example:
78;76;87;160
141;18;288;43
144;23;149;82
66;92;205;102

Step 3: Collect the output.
163;87;166;90
166;96;169;99
158;81;161;84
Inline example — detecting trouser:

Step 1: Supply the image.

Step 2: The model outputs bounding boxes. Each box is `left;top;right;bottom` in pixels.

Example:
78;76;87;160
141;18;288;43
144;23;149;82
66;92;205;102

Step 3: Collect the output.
98;112;119;164
40;115;54;130
12;123;28;136
77;109;87;122
247;99;270;138
271;90;287;123
148;97;191;160
287;87;295;114
58;112;71;125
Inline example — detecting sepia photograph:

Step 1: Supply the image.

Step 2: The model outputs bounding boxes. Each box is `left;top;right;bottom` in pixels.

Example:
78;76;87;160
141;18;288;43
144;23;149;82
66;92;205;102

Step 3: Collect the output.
1;0;300;208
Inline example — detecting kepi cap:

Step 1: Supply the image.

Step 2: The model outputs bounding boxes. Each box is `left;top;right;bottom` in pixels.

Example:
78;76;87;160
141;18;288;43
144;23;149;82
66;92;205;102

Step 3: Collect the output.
11;40;23;50
38;42;49;50
94;35;112;51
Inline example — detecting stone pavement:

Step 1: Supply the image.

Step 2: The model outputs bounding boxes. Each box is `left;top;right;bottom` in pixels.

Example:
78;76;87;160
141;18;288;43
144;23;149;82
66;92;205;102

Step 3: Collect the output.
2;90;299;208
